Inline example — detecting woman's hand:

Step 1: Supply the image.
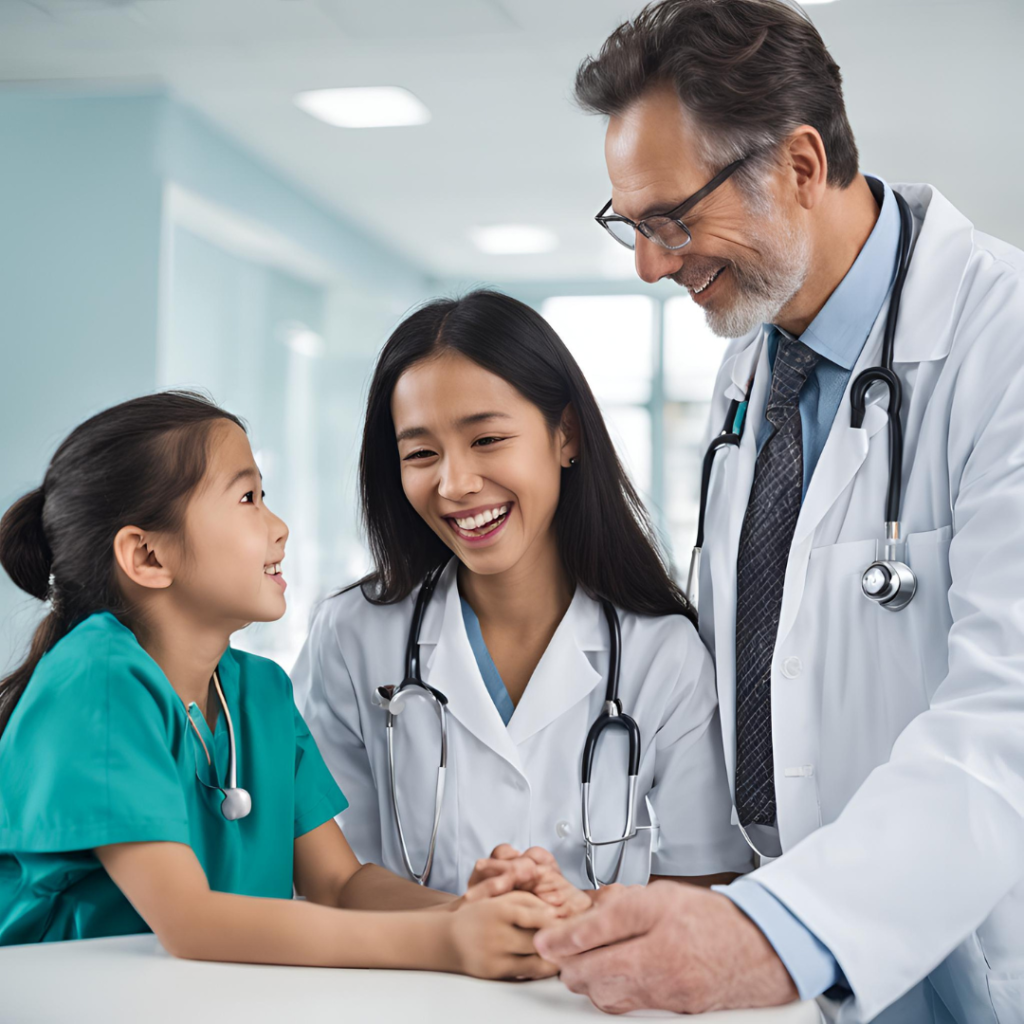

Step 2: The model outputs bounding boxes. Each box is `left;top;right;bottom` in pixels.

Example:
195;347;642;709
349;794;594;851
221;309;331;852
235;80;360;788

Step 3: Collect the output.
465;844;593;917
444;890;561;980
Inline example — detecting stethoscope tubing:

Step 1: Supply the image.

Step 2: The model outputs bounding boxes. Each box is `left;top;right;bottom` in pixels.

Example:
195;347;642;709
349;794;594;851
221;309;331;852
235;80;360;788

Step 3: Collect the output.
187;671;252;821
381;562;646;889
689;189;916;617
692;189;917;860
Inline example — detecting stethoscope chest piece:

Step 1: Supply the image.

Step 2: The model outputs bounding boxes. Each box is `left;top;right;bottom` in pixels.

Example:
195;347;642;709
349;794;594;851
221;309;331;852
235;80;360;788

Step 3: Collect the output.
220;786;252;821
187;670;252;822
861;556;917;611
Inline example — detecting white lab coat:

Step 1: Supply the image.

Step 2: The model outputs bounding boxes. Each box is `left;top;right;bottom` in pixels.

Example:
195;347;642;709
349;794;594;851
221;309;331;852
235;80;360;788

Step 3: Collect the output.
698;183;1024;1024
292;559;751;893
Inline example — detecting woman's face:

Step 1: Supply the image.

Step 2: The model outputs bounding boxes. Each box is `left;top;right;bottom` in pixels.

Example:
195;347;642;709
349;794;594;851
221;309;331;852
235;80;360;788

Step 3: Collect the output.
391;351;577;578
174;421;290;628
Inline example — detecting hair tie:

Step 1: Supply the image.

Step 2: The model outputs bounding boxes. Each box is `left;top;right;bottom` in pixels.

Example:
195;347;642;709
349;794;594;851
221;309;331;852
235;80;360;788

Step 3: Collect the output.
45;573;61;615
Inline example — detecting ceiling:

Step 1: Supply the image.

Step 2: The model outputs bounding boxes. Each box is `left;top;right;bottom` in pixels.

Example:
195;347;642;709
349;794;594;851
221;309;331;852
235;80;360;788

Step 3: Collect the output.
1;0;1021;281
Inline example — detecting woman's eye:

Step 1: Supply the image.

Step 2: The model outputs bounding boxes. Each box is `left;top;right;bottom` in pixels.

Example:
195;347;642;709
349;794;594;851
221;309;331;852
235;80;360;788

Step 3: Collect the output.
403;450;436;461
473;436;505;447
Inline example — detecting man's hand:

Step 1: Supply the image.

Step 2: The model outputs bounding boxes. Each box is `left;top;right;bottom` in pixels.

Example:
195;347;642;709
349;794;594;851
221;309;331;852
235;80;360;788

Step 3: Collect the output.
465;844;593;917
533;880;799;1014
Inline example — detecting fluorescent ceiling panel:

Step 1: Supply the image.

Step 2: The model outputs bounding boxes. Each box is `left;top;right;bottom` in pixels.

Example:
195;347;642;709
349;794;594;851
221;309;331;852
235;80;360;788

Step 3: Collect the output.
294;87;430;128
469;224;559;255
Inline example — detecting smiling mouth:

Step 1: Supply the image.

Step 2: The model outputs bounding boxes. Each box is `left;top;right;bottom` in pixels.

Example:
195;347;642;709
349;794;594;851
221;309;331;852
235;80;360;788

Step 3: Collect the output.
264;561;287;591
690;266;727;295
445;503;512;540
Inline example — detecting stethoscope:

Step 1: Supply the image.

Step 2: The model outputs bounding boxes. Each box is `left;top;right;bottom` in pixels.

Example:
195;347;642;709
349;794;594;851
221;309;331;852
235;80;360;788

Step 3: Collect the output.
186;671;252;821
372;563;650;889
686;189;918;615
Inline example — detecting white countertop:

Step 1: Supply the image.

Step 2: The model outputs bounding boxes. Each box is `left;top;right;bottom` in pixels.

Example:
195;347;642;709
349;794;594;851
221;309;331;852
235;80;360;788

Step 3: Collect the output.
0;934;821;1024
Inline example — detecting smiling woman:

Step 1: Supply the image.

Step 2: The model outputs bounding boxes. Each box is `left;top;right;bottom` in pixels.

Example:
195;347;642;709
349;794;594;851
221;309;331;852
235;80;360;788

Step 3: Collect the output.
354;289;688;616
292;290;750;898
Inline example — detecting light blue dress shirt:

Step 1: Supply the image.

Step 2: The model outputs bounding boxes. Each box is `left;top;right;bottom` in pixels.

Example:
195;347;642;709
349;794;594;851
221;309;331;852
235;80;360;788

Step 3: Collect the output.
460;597;516;725
755;176;901;498
721;177;901;1000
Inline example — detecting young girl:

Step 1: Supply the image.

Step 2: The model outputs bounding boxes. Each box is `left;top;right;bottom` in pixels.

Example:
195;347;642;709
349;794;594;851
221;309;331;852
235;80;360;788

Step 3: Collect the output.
0;391;560;976
293;290;750;896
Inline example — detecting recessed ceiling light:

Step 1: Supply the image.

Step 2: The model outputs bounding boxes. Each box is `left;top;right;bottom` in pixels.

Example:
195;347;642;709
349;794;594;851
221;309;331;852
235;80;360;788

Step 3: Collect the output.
294;87;430;128
469;225;559;255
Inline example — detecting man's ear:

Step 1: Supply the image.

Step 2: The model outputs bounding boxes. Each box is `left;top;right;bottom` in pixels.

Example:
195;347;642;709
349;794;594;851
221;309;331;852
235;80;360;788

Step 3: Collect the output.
559;404;581;468
112;526;175;590
785;124;828;211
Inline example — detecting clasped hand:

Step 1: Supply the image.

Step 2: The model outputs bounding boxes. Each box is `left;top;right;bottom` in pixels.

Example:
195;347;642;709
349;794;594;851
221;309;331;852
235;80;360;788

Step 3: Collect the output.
441;843;593;980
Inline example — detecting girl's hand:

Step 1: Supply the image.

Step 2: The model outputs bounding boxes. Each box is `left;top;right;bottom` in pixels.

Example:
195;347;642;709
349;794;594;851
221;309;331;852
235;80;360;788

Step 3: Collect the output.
444;890;561;980
466;844;594;917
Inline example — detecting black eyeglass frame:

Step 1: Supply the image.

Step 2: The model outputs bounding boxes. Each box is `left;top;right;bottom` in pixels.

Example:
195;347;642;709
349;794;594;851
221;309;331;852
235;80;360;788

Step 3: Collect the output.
595;156;749;251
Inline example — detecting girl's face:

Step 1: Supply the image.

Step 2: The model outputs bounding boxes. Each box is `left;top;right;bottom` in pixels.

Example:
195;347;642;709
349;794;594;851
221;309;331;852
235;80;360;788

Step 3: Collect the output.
391;351;577;578
174;421;290;628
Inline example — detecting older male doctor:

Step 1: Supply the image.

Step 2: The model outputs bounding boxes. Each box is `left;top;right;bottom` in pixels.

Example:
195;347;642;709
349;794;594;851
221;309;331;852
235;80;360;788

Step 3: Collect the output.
534;2;1024;1022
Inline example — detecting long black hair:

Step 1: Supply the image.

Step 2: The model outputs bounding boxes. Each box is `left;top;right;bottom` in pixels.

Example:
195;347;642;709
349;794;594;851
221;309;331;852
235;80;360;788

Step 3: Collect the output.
0;390;245;737
357;289;694;622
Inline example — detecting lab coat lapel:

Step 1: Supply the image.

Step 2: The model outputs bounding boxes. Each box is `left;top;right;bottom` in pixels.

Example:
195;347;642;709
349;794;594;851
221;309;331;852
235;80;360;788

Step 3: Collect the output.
505;588;605;746
888;182;973;364
418;562;524;774
706;329;769;792
791;318;891;551
780;183;965;636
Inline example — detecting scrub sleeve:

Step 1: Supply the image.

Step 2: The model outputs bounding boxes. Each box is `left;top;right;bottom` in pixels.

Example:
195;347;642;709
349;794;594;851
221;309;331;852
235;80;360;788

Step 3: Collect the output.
0;630;191;854
292;701;349;838
0;613;348;945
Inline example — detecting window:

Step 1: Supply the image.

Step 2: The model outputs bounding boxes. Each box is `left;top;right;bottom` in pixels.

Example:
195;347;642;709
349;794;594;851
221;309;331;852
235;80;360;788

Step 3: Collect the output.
542;295;655;499
541;292;730;578
662;296;732;572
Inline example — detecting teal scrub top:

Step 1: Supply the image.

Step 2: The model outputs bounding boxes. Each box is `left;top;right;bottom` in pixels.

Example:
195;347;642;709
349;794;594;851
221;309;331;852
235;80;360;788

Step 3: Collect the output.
0;612;348;946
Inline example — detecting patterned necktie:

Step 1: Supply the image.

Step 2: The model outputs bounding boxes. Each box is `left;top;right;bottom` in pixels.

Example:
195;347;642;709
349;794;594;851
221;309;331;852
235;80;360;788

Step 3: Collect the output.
734;332;819;828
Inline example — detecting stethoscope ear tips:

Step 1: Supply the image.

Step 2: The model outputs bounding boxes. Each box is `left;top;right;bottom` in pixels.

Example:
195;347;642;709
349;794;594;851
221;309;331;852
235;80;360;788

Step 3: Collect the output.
221;787;252;821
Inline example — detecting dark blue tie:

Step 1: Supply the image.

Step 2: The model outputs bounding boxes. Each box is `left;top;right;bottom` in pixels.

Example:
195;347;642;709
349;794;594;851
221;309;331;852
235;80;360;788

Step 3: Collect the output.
734;332;819;828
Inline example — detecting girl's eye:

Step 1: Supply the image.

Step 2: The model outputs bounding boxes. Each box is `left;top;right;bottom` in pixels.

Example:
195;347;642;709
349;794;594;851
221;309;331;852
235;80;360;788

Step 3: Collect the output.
240;490;266;504
403;449;436;461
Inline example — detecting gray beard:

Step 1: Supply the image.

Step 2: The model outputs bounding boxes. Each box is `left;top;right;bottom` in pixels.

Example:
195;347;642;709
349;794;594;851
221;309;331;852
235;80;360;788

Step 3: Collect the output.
702;217;811;339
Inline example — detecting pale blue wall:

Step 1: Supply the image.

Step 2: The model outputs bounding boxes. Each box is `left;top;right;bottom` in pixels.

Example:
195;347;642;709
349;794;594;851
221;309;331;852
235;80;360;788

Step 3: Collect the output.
0;88;429;674
0;92;165;667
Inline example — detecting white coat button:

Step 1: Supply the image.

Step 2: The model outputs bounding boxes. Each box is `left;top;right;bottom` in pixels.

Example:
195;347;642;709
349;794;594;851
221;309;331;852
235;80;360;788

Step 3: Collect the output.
781;656;802;678
555;820;572;839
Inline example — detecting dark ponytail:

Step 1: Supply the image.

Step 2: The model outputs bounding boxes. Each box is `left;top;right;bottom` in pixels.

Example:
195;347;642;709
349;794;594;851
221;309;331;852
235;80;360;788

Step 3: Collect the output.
1;489;52;600
0;391;244;737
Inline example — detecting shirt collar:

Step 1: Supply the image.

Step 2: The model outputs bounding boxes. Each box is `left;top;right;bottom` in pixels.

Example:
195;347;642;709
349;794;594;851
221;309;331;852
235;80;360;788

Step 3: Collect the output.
772;176;900;371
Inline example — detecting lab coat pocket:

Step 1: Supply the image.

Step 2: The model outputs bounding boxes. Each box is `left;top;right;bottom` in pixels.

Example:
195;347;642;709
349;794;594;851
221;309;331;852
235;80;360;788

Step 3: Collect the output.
903;524;953;701
806;525;951;821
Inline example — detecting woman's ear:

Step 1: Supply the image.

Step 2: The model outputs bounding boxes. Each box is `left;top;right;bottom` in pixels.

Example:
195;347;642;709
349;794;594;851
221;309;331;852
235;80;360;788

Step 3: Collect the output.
558;404;581;468
113;526;175;591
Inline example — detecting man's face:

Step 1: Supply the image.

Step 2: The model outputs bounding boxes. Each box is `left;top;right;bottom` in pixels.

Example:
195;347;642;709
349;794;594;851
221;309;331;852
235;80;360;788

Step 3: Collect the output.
605;84;809;338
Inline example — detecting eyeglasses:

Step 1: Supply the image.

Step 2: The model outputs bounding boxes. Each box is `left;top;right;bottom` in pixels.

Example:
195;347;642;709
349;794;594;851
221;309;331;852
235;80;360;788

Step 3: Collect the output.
595;156;749;252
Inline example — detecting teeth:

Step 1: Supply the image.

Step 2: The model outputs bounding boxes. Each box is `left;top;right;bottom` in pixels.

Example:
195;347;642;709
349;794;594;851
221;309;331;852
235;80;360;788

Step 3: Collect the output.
693;268;724;295
264;563;281;575
454;505;509;532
